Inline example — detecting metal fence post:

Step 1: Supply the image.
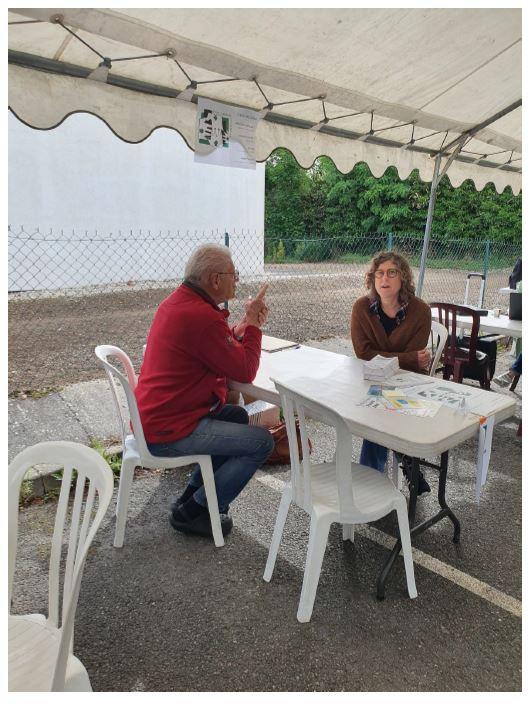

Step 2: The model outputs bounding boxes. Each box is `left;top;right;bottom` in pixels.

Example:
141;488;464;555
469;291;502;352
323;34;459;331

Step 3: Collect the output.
483;240;491;277
481;239;491;307
224;231;230;310
387;233;393;250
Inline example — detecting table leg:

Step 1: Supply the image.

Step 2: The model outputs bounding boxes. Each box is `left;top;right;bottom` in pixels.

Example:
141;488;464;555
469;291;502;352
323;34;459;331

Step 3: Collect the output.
412;452;460;543
376;452;461;600
376;457;420;600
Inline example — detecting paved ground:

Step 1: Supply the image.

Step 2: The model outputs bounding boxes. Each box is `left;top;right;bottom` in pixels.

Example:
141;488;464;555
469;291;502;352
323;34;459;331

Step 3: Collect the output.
9;338;522;692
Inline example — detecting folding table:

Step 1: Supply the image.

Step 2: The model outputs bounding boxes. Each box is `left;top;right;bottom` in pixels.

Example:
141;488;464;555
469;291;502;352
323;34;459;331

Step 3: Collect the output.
230;345;516;598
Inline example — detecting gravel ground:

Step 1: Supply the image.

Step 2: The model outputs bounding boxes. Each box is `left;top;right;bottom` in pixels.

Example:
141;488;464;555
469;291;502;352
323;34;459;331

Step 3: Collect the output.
9;263;512;394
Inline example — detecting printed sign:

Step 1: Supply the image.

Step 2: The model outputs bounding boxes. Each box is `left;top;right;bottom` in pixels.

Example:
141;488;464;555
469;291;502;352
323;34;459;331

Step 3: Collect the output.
194;98;260;170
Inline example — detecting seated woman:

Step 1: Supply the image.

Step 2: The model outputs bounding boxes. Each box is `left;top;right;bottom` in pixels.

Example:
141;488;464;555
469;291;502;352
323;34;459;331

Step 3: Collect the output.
351;251;432;494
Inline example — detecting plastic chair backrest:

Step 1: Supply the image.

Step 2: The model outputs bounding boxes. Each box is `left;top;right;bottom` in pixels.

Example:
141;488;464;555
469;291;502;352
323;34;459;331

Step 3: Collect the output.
94;345;150;459
430;302;480;366
273;379;357;516
8;441;114;691
428;320;448;376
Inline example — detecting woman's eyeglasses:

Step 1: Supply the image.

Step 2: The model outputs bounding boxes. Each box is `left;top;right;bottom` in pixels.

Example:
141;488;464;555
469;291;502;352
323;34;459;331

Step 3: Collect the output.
374;268;400;279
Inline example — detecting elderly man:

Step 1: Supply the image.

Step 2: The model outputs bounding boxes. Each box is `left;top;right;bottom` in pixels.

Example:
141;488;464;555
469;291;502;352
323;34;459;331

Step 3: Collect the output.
136;243;274;538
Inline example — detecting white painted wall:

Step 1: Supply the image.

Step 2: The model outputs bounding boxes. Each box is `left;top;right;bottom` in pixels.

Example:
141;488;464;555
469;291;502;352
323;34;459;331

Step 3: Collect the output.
8;112;265;291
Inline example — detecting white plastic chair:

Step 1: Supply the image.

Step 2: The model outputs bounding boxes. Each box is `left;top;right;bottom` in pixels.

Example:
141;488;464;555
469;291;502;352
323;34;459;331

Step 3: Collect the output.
9;441;114;692
94;345;224;548
264;379;417;623
428;320;449;377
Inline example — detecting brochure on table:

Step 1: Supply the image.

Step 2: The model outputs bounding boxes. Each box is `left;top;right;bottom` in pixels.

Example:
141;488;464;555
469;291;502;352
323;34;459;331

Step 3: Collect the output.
261;335;300;353
357;360;497;500
359;388;440;417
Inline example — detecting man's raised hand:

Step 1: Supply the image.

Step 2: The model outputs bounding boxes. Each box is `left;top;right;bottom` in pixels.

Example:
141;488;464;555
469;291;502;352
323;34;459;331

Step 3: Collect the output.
255;283;269;302
245;283;270;328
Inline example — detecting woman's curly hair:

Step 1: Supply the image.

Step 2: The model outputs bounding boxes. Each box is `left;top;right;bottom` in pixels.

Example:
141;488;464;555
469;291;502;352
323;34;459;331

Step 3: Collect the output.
365;250;416;304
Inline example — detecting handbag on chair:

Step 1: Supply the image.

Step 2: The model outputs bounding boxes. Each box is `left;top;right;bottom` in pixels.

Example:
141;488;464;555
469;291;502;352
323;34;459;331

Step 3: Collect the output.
266;419;312;465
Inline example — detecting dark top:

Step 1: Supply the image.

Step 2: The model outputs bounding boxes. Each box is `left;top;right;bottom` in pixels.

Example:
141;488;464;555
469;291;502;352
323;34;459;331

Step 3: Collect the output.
378;308;399;336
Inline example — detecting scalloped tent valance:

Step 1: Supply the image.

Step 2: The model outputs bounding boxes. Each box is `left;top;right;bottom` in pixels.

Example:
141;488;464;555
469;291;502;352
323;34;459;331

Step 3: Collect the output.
8;8;521;194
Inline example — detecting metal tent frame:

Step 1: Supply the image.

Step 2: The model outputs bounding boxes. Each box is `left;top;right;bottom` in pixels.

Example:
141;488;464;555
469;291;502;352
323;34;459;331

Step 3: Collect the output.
416;98;522;296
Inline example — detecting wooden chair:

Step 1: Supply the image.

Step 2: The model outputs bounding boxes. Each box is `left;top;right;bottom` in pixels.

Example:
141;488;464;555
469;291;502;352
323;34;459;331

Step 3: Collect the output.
430;302;491;390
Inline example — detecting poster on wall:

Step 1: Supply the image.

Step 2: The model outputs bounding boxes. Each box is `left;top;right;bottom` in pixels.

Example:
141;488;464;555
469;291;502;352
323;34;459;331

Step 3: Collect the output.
194;97;259;170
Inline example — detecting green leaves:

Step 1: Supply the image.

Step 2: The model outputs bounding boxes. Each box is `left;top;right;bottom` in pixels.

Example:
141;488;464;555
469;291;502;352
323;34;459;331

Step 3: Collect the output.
265;151;521;245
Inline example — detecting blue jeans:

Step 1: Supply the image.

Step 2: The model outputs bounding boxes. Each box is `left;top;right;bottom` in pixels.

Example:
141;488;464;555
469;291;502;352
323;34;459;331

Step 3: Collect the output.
360;440;388;473
511;353;522;376
147;405;274;511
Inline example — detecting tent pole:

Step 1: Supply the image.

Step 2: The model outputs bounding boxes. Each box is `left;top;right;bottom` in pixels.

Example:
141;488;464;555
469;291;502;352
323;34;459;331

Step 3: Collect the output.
416;153;442;297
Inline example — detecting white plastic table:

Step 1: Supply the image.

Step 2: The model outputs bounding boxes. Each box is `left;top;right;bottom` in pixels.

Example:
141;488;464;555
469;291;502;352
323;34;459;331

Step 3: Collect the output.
430;307;522;339
231;345;515;457
230;344;516;597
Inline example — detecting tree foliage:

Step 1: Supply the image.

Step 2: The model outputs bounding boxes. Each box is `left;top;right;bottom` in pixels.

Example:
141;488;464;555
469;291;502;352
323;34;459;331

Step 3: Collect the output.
264;149;522;246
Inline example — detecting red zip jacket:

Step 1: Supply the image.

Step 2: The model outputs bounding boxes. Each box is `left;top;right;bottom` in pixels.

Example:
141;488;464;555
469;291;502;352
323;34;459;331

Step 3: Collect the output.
135;282;262;443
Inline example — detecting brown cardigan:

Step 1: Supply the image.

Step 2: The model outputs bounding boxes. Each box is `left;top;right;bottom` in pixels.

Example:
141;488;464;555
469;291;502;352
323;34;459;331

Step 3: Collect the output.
350;295;432;373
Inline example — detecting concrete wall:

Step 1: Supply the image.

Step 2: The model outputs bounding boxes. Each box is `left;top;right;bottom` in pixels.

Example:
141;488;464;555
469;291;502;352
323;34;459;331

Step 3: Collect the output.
8;112;265;291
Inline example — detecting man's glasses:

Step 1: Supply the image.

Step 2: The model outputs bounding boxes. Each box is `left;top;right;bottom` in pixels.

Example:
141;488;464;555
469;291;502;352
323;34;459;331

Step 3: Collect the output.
374;268;400;279
217;270;240;280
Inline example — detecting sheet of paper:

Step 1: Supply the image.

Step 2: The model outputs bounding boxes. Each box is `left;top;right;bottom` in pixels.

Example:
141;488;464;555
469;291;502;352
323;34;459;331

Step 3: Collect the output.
357;392;440;417
397;406;439;417
465;393;506;418
402;382;503;420
382;389;439;415
405;383;481;410
389;371;436;388
357;396;394;410
475;415;495;503
367;384;399;396
261;335;300;353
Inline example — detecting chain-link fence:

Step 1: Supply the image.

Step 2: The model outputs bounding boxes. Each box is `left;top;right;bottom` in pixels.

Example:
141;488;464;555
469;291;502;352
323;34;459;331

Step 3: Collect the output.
8;225;520;395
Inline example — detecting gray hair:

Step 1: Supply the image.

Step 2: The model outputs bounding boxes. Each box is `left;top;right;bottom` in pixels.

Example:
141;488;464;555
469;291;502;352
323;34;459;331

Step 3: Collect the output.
184;243;232;284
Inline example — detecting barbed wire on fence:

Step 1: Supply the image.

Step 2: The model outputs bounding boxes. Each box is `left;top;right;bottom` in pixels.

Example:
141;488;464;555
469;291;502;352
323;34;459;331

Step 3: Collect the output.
8;226;521;394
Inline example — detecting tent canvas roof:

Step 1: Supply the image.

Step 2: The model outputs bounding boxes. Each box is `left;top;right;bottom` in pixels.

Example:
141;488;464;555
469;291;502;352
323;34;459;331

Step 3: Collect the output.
8;7;522;193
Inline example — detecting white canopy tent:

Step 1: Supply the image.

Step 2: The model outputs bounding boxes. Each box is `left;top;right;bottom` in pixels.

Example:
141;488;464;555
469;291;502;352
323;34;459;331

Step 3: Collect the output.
8;7;522;292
